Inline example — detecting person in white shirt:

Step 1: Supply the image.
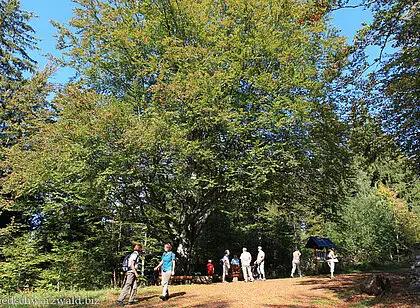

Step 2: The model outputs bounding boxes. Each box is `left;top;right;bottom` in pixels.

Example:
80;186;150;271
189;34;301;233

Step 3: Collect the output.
240;248;254;282
254;246;266;280
222;250;230;283
290;249;302;278
325;248;337;279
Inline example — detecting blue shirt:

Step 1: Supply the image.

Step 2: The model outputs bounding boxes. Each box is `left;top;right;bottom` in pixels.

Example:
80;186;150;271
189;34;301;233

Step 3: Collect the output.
161;251;175;272
231;258;240;265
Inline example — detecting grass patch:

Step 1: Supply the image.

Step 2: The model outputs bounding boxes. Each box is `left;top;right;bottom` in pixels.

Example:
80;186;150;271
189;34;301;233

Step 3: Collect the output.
338;261;409;274
0;285;167;307
310;298;338;307
0;289;112;308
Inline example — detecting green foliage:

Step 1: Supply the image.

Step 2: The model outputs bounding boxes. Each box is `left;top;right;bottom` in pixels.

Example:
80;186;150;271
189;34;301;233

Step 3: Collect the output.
0;234;51;293
325;156;420;264
1;0;419;294
0;0;39;148
0;0;59;293
348;0;420;170
0;0;354;291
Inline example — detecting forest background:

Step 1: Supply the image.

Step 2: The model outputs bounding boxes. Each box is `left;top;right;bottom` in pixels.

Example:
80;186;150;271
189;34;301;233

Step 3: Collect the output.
0;0;419;292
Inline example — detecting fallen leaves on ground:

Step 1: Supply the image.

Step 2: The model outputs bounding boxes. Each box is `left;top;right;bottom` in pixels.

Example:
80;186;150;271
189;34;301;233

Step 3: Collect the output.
104;271;419;307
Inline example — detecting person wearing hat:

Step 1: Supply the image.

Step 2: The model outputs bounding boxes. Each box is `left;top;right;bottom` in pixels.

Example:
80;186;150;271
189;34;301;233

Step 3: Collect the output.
207;260;215;276
255;246;266;280
240;248;254;282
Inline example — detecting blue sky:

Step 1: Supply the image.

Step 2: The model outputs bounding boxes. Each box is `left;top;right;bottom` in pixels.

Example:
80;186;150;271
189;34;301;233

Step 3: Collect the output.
21;0;375;84
21;0;76;83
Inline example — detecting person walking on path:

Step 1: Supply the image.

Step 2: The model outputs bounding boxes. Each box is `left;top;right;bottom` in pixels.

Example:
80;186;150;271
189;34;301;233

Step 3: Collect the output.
221;250;230;283
116;244;142;306
240;248;254;282
291;249;302;278
325;248;338;279
154;243;176;301
255;246;266;280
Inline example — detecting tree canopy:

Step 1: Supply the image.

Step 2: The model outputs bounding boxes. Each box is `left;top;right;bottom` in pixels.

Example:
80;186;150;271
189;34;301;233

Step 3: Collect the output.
0;0;419;293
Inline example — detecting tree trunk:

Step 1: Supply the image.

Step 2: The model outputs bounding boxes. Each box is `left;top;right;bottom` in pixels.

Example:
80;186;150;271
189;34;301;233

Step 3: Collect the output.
175;208;213;274
141;232;148;277
113;269;117;288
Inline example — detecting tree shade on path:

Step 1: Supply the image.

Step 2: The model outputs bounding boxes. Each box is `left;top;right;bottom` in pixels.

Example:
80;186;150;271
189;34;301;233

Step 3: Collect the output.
101;270;417;307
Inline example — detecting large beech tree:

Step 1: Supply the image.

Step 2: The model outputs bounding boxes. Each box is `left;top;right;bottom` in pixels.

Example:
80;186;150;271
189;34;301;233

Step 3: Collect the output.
2;0;352;290
51;0;350;265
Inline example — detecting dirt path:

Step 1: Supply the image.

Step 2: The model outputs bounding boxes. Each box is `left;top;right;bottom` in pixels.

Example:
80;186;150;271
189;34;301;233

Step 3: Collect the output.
105;272;419;307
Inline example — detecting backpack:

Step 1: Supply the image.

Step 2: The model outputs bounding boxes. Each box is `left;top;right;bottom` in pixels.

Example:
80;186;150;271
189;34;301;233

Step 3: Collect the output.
122;251;139;272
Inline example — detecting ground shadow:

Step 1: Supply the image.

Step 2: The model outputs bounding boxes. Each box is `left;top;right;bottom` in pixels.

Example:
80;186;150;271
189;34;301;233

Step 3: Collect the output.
192;300;230;307
264;304;310;308
126;292;188;307
169;291;186;299
138;295;158;302
296;271;419;307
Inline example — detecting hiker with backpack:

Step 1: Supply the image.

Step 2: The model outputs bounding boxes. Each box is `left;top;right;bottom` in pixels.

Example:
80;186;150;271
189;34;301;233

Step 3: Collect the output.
116;244;142;306
154;243;176;301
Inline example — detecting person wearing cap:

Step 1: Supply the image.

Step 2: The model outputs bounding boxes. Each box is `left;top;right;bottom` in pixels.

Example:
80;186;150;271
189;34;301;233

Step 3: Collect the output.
240;248;254;282
207;260;215;276
116;244;142;306
255;246;266;280
221;250;230;283
291;249;302;278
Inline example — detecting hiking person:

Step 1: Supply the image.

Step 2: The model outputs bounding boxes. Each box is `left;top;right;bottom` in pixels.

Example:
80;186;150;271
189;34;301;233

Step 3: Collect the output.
240;248;254;282
291;249;302;278
207;260;215;276
116;244;142;306
154;243;176;301
255;246;266;280
221;250;230;283
325;248;338;279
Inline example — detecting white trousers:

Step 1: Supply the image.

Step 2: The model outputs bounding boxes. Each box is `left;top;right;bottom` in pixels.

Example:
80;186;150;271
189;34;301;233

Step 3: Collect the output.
222;264;229;281
161;270;172;296
291;261;302;277
242;265;253;282
327;260;335;276
257;261;265;279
